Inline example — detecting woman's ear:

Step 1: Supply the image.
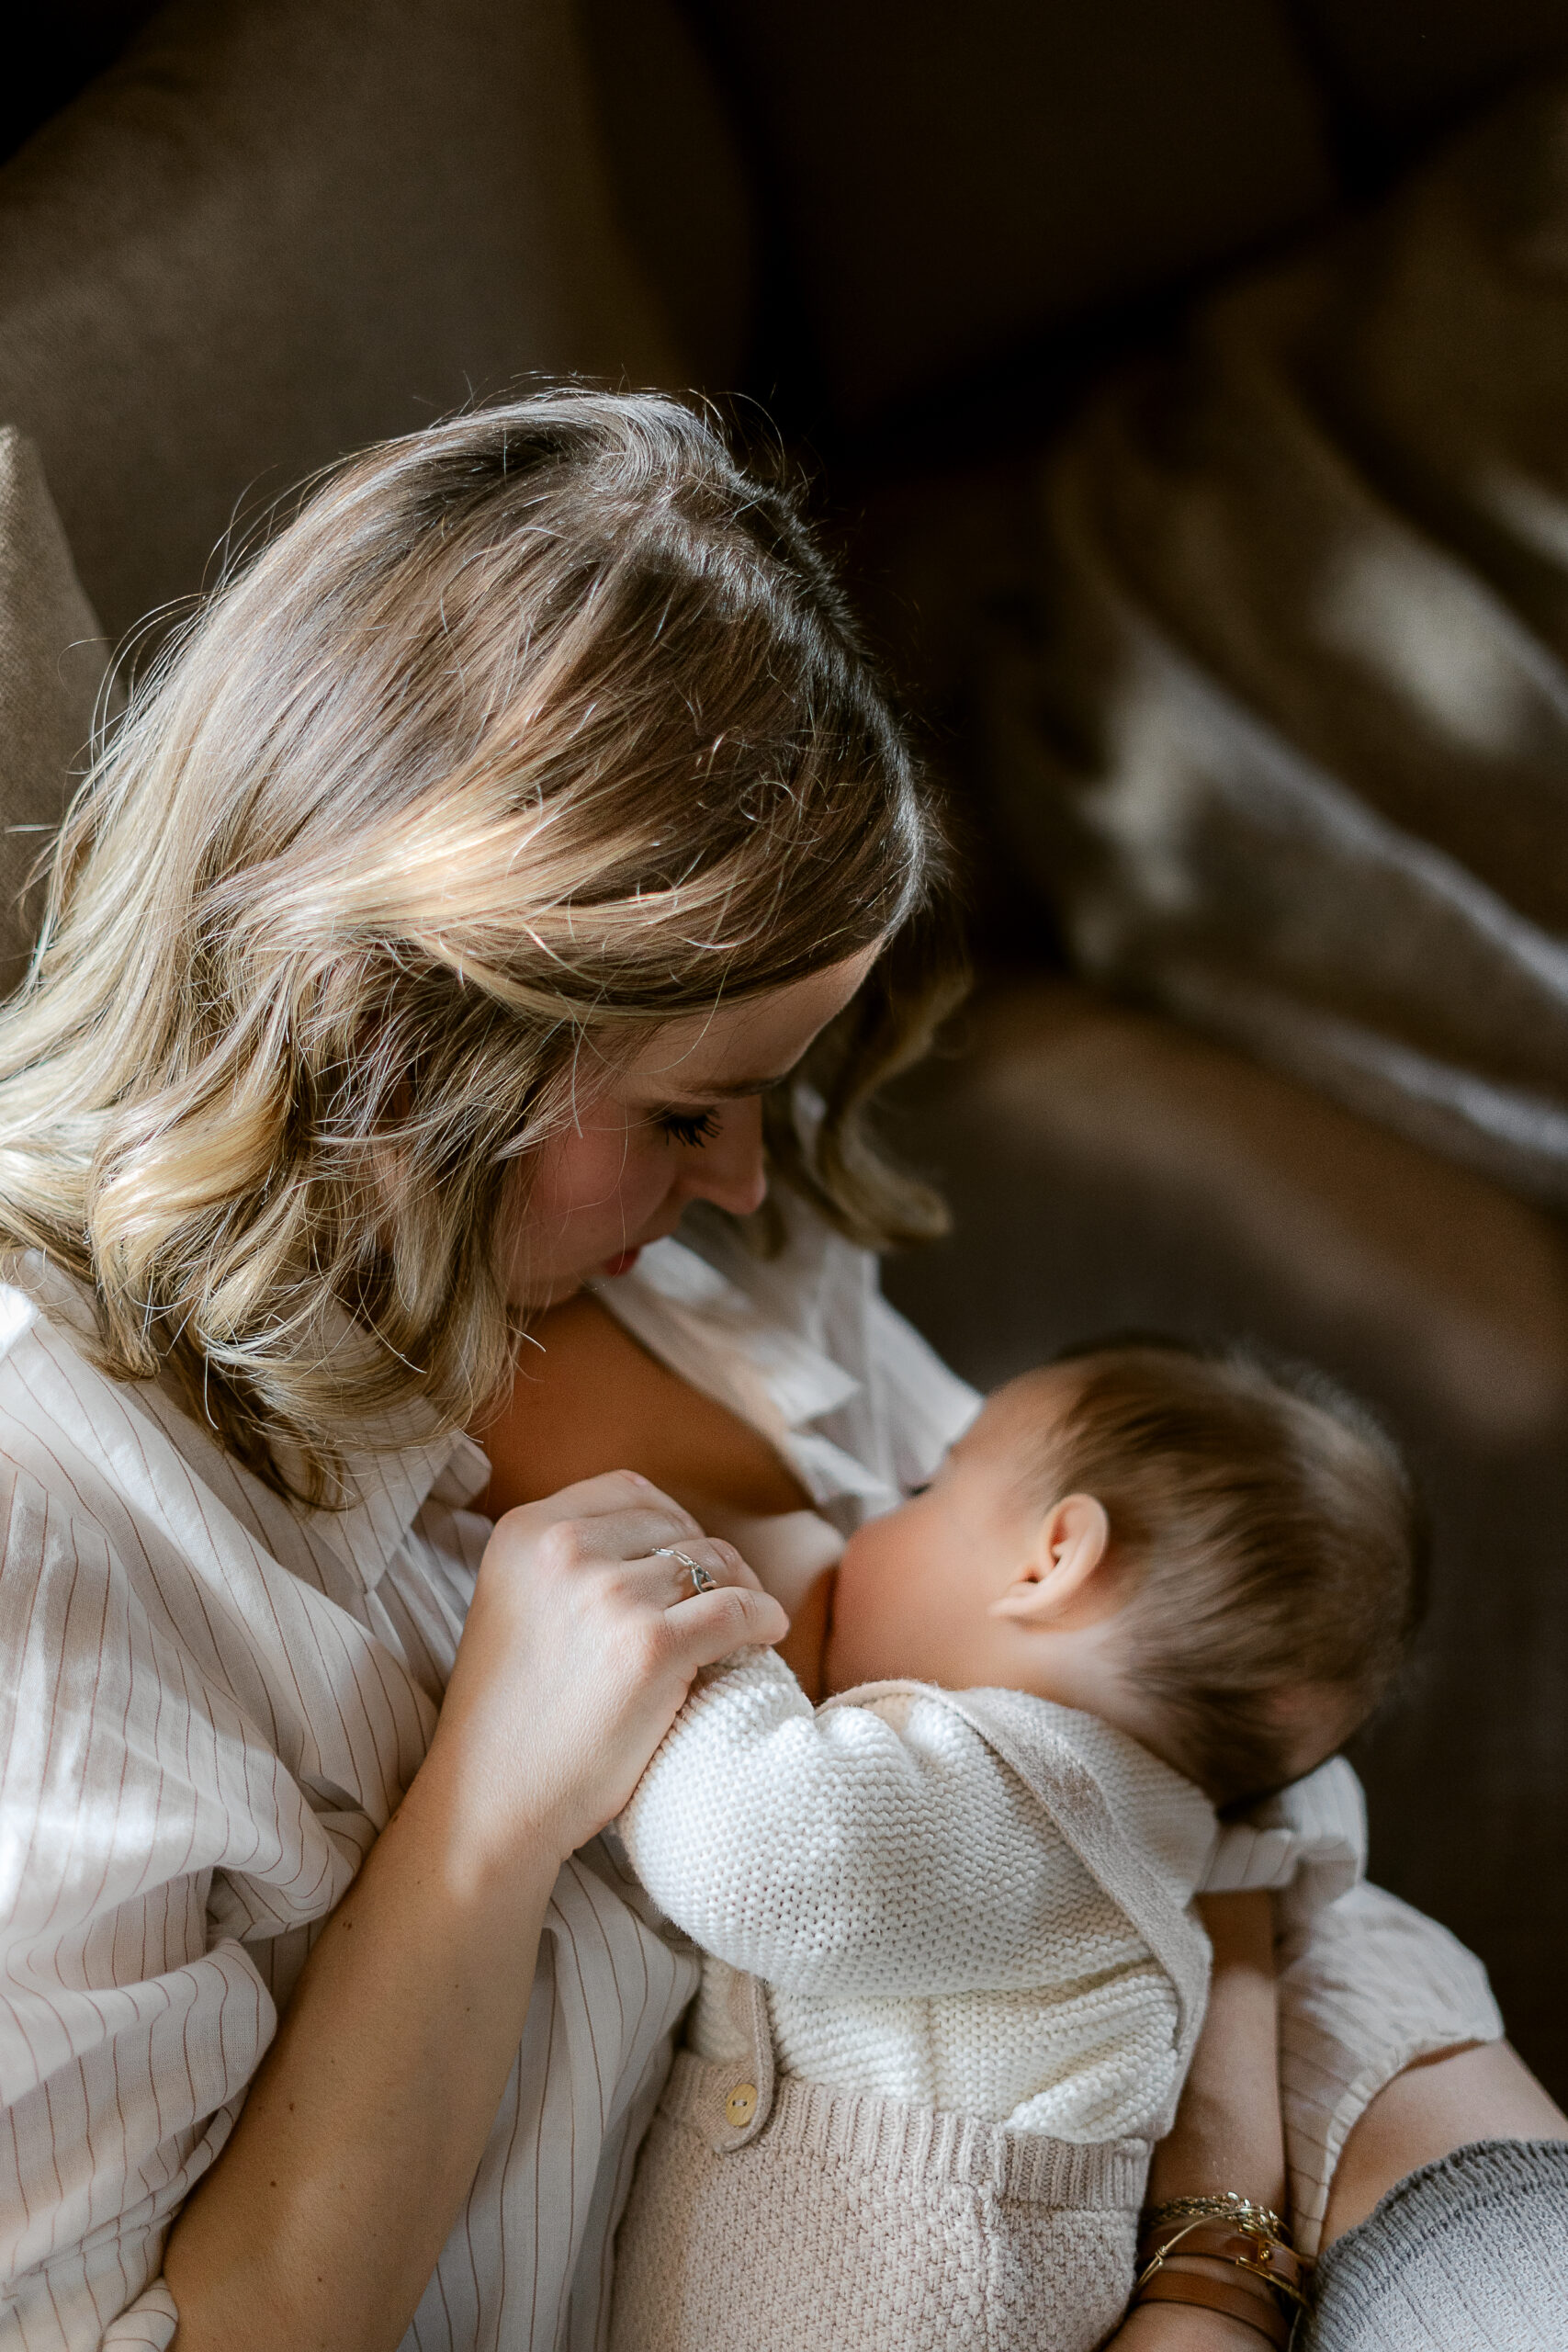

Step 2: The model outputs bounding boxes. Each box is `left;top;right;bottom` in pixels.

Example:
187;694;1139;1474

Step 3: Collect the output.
989;1492;1112;1623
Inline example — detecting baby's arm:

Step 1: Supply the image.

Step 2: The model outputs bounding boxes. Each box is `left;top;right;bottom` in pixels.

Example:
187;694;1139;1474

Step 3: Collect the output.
618;1647;1075;1999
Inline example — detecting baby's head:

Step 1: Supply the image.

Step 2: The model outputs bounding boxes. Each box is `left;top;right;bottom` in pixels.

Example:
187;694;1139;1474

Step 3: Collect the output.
828;1342;1424;1805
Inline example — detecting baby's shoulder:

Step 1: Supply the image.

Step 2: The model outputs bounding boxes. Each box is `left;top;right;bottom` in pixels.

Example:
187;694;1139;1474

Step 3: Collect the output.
866;1683;1219;1896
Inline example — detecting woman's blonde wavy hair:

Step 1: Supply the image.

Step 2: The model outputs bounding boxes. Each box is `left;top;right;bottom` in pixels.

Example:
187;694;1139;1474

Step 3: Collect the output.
0;393;960;1500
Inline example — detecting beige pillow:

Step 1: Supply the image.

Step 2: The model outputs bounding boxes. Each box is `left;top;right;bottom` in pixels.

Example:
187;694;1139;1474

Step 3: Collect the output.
984;72;1568;1211
696;0;1337;422
0;0;693;645
0;426;112;996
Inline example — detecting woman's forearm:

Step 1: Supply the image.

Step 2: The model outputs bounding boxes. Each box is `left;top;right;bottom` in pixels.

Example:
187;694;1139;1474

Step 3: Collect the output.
1147;1890;1286;2212
164;1472;785;2352
165;1738;560;2352
1110;1891;1286;2351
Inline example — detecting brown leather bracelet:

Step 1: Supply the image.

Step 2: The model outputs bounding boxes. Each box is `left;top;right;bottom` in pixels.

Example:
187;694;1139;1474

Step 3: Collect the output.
1139;2221;1310;2308
1134;2265;1292;2348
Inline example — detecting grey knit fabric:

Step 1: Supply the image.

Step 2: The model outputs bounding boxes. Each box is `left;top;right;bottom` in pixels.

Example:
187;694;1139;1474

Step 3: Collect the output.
1304;2139;1568;2351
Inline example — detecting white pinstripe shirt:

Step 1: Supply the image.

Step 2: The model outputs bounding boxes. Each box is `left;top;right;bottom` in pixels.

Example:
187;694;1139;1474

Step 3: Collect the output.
0;1202;1503;2346
0;1204;981;2350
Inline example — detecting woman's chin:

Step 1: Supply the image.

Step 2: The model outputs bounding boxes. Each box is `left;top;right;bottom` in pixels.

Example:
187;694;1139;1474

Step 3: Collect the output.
509;1244;646;1311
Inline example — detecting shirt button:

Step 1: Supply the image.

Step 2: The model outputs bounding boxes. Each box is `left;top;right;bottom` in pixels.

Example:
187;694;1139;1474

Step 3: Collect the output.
725;2082;758;2128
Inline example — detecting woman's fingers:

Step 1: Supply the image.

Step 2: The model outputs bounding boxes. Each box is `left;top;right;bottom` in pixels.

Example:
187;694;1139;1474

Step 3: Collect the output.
642;1534;787;1657
494;1487;768;1600
647;1534;762;1598
663;1578;789;1659
491;1498;705;1580
507;1466;700;1537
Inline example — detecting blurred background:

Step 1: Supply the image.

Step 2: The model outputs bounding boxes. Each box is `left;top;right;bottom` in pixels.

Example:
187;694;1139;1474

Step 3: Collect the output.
4;0;1568;2098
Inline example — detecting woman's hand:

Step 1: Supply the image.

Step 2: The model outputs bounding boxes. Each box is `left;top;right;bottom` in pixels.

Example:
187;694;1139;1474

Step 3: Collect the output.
165;1469;784;2352
432;1468;789;1868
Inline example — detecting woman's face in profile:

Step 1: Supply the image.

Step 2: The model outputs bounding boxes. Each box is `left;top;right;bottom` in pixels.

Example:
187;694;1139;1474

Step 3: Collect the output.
505;947;878;1309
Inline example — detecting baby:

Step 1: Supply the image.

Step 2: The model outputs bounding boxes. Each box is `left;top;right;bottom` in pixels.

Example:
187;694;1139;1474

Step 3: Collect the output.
610;1342;1421;2352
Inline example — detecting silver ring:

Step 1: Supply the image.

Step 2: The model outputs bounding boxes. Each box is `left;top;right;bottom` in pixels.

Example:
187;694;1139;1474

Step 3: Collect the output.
653;1544;718;1595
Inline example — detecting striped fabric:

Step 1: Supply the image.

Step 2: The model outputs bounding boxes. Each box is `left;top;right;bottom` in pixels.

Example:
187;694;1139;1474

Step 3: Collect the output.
0;1204;1501;2345
0;1206;976;2351
0;1252;697;2352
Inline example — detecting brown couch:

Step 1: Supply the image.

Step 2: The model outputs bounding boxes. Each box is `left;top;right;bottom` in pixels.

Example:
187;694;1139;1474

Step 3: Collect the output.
5;0;1567;2101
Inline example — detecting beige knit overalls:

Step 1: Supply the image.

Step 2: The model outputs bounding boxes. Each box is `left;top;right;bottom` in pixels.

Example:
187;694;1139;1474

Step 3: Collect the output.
609;1688;1211;2352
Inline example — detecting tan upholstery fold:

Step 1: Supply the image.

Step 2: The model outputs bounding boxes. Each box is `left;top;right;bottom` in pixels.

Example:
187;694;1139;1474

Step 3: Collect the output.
0;426;113;995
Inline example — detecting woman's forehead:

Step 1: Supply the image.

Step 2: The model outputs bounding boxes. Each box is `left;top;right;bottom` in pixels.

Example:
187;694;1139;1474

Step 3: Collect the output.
623;950;880;1097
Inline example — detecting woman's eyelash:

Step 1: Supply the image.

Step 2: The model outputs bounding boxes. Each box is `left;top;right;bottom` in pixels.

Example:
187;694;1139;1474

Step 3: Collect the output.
655;1108;722;1148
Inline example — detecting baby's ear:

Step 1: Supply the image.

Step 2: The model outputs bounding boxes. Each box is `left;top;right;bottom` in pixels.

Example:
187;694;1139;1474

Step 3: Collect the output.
989;1493;1112;1623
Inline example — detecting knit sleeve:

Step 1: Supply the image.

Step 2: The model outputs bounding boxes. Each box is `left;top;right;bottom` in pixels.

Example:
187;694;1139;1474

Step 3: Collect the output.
618;1649;1087;1997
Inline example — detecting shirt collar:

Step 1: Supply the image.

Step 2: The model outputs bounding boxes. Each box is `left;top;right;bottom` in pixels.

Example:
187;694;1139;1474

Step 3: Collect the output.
595;1235;863;1437
289;1313;491;1593
591;1234;897;1515
310;1419;491;1593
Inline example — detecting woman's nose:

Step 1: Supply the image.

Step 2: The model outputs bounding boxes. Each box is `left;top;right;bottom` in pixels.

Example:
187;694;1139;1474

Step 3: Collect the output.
679;1100;768;1217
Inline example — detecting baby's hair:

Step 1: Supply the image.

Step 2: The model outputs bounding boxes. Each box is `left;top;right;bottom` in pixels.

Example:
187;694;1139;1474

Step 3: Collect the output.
1037;1340;1425;1806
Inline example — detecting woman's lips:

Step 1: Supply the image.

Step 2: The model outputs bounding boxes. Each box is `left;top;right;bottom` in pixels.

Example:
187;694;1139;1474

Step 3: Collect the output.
600;1247;643;1279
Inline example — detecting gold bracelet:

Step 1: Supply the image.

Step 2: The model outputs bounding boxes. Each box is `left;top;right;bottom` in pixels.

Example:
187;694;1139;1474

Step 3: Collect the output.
1144;2192;1292;2245
1135;2193;1313;2341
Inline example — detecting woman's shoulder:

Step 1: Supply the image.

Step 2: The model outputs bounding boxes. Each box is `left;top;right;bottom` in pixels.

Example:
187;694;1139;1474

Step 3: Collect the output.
0;1260;124;1521
0;1267;261;1692
0;1258;204;1542
0;1257;434;1745
0;1263;436;1894
0;1252;94;1366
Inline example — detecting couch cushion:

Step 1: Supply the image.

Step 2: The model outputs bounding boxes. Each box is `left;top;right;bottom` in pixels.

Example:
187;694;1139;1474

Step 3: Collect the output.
0;426;112;995
982;71;1568;1208
579;0;755;396
886;983;1568;1446
0;0;691;642
695;0;1337;424
1296;0;1568;139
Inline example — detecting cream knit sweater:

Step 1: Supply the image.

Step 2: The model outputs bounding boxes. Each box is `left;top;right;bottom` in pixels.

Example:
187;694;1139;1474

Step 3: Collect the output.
614;1654;1371;2352
619;1648;1359;2144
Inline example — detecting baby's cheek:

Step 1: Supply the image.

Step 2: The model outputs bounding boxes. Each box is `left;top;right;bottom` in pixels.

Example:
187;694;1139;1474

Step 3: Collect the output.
839;1510;905;1597
845;1515;939;1656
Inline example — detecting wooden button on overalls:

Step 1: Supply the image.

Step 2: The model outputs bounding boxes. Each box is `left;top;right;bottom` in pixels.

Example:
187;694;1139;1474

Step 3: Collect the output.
724;2082;758;2128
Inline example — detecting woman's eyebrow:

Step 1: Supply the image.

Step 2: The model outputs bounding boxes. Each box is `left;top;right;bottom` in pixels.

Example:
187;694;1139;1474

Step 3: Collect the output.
661;1069;795;1102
